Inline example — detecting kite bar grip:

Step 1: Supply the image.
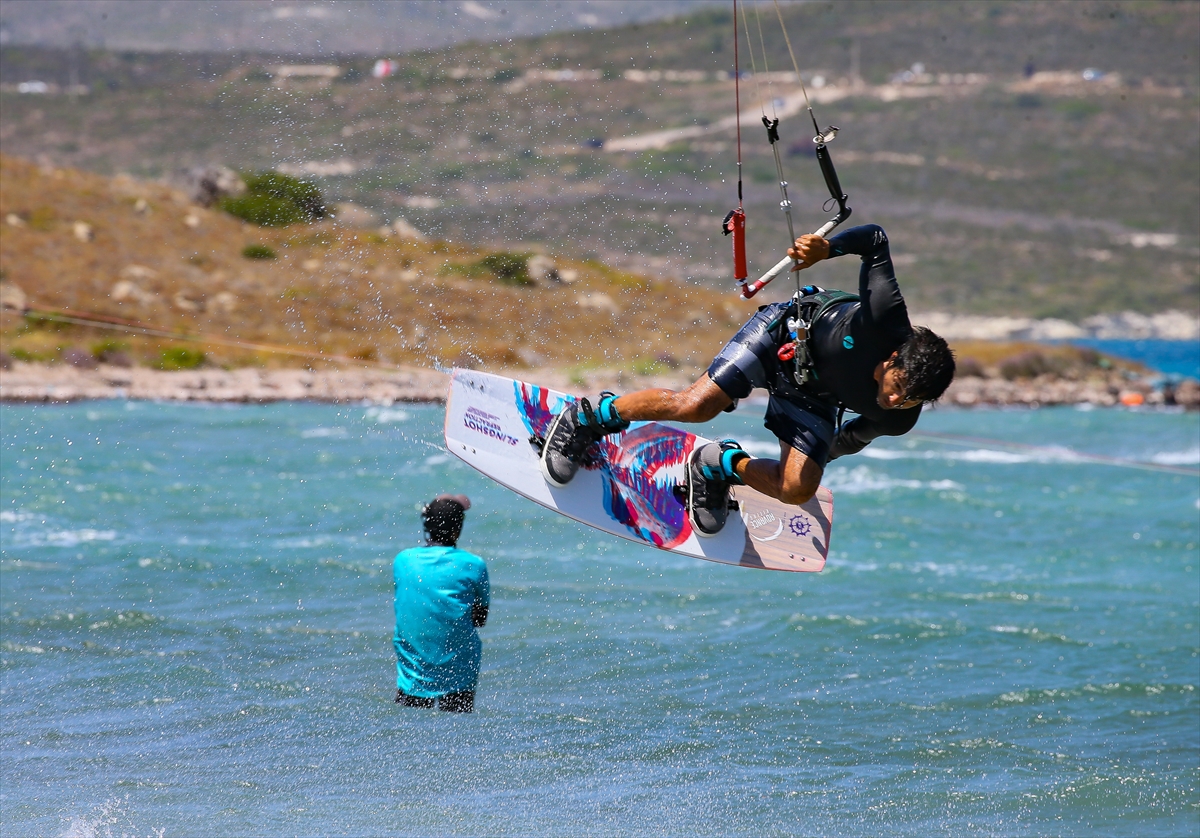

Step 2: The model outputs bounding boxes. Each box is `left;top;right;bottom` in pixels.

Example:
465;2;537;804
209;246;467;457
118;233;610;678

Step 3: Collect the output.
738;254;795;299
738;207;853;299
814;144;847;211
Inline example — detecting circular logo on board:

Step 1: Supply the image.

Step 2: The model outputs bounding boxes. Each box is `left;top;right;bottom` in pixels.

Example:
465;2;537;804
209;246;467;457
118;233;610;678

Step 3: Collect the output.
788;515;812;537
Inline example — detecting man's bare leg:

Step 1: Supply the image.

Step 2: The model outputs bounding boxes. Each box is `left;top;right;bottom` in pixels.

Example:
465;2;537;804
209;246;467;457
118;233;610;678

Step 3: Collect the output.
616;378;822;507
733;440;823;505
612;376;733;423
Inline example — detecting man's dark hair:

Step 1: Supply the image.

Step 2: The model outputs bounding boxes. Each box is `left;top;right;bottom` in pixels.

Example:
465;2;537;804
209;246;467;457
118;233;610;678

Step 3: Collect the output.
422;498;465;546
893;327;956;402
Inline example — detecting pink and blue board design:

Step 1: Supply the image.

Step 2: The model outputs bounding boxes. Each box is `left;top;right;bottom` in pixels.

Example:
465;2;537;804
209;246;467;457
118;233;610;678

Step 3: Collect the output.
444;369;833;572
515;381;694;549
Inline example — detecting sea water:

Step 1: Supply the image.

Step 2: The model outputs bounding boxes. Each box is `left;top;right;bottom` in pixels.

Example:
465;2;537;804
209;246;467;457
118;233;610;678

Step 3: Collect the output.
1;399;1197;837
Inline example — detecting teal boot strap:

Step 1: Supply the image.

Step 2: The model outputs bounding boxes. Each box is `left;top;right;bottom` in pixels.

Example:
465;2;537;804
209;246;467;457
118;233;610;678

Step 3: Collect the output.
721;448;749;485
596;394;630;432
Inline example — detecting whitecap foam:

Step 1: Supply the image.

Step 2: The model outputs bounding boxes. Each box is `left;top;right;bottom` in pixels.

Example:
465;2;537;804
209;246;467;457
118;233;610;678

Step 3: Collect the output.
13;528;118;548
737;437;780;457
364;406;410;423
824;465;929;494
1151;447;1200;466
274;535;336;549
301;427;349;439
862;446;1054;465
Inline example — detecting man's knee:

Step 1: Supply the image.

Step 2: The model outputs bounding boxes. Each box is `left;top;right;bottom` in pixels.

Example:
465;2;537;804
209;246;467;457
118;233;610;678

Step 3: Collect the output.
778;480;818;506
673;378;732;422
777;460;822;505
676;396;724;423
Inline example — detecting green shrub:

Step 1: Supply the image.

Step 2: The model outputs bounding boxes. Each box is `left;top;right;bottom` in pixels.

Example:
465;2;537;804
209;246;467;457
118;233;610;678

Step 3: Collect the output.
9;347;43;361
22;312;70;332
220;171;325;227
220;193;308;227
242;243;277;260
476;252;531;286
1056;99;1103;121
158;346;205;370
244;172;325;218
91;339;130;360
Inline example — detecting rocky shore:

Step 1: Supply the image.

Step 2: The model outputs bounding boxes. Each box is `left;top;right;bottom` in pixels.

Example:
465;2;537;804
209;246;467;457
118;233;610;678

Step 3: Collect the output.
1;361;1196;409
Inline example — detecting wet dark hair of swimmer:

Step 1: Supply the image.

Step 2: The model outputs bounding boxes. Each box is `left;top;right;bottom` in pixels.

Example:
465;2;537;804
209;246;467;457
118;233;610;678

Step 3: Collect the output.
422;494;470;546
892;327;956;403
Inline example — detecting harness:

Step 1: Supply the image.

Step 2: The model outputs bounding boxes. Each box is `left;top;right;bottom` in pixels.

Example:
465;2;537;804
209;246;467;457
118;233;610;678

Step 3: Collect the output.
768;284;859;395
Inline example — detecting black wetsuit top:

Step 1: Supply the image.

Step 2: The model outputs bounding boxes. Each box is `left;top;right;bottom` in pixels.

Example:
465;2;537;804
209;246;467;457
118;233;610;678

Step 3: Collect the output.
809;224;920;459
706;224;919;462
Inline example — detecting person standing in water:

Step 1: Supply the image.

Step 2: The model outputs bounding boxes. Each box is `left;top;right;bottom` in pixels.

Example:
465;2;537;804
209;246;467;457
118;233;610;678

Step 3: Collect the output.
392;494;490;713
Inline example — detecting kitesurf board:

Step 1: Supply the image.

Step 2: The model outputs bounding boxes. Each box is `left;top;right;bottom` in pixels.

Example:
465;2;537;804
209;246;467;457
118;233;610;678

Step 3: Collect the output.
444;369;833;572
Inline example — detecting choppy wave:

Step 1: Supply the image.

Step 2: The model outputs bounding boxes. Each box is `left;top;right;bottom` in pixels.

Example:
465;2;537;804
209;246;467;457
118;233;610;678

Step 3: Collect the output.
301;426;349;439
997;682;1196;705
738;437;779;457
824;465;964;494
863;446;1068;465
987;624;1086;645
7;527;118;548
364;406;411;423
1151;447;1200;466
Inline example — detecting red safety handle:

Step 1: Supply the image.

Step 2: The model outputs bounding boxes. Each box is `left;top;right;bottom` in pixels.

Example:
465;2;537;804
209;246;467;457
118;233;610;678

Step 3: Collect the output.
723;208;747;282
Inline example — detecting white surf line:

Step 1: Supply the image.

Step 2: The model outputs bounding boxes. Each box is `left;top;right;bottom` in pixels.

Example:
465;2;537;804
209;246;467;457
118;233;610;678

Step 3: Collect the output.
909;432;1200;477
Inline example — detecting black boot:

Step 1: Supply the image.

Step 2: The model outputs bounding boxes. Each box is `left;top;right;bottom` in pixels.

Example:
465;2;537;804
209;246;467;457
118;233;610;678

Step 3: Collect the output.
686;440;747;536
539;393;629;487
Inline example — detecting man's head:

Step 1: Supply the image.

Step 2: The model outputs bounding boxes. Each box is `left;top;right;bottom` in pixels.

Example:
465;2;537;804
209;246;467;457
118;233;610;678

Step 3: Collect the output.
874;327;956;410
422;494;471;546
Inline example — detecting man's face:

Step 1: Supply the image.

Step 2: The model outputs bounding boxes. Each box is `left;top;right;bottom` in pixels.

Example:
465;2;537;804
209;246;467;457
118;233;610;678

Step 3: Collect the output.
875;356;922;410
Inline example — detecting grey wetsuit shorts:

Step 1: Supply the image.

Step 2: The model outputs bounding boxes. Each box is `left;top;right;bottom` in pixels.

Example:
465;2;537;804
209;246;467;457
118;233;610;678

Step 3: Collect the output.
706;304;838;467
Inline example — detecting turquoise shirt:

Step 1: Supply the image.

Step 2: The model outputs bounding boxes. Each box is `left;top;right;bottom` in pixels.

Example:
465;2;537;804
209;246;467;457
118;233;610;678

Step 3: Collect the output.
392;545;490;697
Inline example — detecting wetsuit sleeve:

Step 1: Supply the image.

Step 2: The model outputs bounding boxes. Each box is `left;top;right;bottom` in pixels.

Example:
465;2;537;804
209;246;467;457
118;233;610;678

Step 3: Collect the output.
827;407;921;461
825;224;912;343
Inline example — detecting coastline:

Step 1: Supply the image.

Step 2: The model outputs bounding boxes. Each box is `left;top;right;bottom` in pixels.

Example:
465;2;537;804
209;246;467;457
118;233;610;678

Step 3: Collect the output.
1;361;1196;409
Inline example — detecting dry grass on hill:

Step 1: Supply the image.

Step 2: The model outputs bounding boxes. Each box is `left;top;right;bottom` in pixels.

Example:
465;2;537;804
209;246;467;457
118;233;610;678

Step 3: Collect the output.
0;155;746;375
0;155;1144;388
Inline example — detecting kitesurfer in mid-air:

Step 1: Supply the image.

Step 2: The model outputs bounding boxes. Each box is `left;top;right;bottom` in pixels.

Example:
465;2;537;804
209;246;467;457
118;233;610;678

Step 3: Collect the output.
539;223;956;536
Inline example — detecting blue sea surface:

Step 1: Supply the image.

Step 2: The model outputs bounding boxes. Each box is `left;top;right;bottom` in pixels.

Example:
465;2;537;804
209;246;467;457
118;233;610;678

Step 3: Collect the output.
1;400;1198;837
1068;339;1200;380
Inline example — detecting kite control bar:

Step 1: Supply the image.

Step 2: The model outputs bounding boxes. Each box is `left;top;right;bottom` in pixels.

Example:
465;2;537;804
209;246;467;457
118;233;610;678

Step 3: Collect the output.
738;124;852;300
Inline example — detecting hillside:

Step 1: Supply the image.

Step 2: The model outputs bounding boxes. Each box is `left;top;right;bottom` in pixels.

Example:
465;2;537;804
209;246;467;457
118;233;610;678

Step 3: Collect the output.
5;154;1197;415
0;0;1197;320
0;154;747;375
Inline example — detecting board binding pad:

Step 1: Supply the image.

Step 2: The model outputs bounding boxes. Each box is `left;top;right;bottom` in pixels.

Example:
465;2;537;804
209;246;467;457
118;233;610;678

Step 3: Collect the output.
444;369;833;572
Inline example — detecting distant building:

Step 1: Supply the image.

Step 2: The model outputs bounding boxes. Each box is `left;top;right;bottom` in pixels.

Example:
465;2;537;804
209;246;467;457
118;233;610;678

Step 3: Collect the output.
270;65;342;86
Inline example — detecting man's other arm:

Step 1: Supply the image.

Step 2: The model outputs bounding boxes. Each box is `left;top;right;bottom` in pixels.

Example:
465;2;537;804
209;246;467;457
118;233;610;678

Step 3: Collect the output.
826;224;910;337
828;409;921;461
472;562;490;628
